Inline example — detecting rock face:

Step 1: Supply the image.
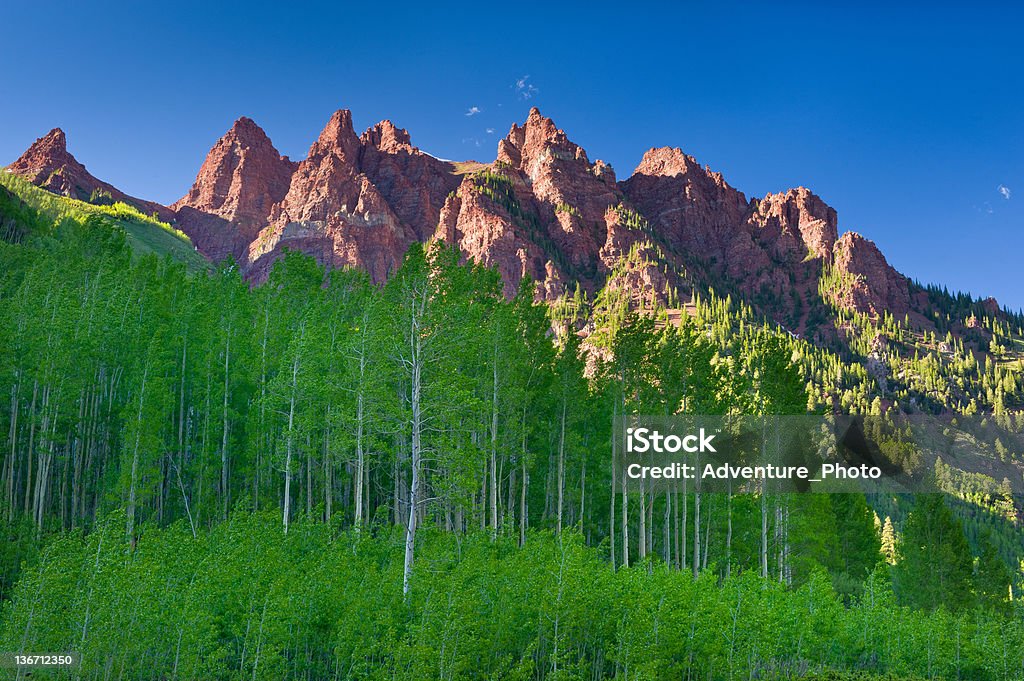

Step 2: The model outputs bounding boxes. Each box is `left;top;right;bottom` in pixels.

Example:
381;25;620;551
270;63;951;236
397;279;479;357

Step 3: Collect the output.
752;187;838;260
829;232;912;318
359;120;458;242
172;117;297;263
165;108;918;325
620;147;842;331
437;108;650;298
6;128;173;221
172;111;460;282
6;109;960;328
249;111;459;282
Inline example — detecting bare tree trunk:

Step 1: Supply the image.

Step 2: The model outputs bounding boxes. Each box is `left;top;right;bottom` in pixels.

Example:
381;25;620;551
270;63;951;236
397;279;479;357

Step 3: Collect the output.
221;330;230;521
403;297;425;597
760;481;769;579
127;363;149;549
283;331;302;534
556;400;566;535
692;471;701;578
638;481;647;561
621;469;629;568
726;479;733;578
610;399;617;570
490;344;499;538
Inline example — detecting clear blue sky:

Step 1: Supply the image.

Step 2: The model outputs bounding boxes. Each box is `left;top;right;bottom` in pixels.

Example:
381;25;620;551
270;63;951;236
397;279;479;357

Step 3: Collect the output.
3;1;1020;310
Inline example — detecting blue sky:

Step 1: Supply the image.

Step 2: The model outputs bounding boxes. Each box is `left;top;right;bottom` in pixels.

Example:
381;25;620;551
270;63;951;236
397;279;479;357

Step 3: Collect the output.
3;2;1021;310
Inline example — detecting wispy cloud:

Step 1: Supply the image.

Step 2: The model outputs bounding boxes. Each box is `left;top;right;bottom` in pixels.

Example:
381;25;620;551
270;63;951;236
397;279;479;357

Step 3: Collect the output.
465;106;482;117
462;137;481;148
513;75;539;100
485;127;495;134
998;184;1011;200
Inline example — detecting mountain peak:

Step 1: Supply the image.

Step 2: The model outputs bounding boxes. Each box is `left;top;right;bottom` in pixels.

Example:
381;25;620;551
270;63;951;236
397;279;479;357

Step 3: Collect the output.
6;127;172;221
319;109;356;141
227;117;272;143
173;118;297;261
361;120;413;153
309;109;359;162
10;128;74;174
633;147;703;178
497;108;589;172
37;127;68;153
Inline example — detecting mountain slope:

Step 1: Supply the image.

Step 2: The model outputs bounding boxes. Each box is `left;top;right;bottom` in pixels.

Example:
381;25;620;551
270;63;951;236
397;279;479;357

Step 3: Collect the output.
0;171;207;273
7;129;174;223
5;109;1021;388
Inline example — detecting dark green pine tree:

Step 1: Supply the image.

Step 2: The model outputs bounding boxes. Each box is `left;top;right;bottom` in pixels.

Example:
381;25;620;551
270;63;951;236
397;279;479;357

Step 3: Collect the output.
895;493;975;611
974;530;1014;615
830;493;883;599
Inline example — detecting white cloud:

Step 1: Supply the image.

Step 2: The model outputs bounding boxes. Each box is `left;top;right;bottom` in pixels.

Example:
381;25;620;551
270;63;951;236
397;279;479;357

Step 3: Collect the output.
513;75;539;100
465;106;482;117
998;184;1011;200
485;127;495;134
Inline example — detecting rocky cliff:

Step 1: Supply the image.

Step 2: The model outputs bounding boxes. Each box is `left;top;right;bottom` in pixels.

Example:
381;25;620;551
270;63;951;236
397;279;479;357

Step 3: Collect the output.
172;117;297;263
7;128;173;222
5;110;977;330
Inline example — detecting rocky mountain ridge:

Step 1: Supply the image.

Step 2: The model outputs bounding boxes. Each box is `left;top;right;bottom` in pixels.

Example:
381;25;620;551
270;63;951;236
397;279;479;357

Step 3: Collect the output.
8;128;174;223
4;110;997;340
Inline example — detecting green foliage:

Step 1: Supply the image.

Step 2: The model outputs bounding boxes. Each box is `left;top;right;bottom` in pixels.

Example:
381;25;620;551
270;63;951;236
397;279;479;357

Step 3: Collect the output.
0;171;207;272
1;206;1023;679
2;515;1022;680
895;494;975;611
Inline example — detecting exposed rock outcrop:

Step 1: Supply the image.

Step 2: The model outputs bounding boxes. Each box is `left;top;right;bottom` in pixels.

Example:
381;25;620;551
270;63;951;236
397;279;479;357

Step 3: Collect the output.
6;109;984;332
829;232;912;318
173;117;297;263
7;128;173;221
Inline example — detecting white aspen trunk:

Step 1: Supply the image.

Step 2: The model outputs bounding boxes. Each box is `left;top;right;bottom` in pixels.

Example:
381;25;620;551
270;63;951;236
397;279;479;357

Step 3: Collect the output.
556;399;566;535
621;467;629;568
256;307;269;511
24;379;38;518
674;481;682;571
221;329;230;521
323;412;331;522
761;481;769;579
519;410;528;547
692;468;701;578
663;490;671;564
702;505;710;569
5;378;19;523
726;479;733;578
127;362;149;548
353;340;366;528
403;294;424;597
638;481;647;560
579;458;586;534
610;398;616;570
490;343;499;537
283;337;301;534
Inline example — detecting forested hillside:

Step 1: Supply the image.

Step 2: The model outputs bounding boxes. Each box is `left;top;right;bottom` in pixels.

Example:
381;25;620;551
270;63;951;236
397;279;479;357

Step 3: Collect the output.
1;174;1023;680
